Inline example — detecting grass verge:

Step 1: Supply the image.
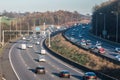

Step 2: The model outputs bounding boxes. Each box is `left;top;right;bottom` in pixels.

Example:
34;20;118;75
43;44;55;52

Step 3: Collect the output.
46;33;120;79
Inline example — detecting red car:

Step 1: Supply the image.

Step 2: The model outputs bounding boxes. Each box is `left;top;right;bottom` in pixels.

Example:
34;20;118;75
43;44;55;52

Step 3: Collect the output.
59;70;70;78
98;48;105;54
83;72;97;80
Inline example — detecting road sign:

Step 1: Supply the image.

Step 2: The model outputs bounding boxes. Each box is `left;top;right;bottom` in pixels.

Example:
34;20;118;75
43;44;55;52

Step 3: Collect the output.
102;30;107;36
35;26;40;31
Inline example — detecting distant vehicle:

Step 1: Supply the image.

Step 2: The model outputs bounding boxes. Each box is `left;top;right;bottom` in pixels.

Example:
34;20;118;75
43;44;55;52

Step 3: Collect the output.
81;39;86;42
39;58;46;62
82;26;85;29
35;66;45;74
80;42;86;46
39;56;46;62
95;43;102;49
88;45;95;50
98;48;105;54
20;44;26;50
22;37;26;40
115;48;120;53
59;70;70;78
78;34;83;38
83;72;97;80
40;49;46;54
27;44;33;48
115;54;120;61
86;40;92;45
36;41;40;45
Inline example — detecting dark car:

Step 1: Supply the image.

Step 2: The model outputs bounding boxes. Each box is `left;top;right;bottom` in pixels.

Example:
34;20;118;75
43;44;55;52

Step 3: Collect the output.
59;70;70;78
35;66;45;74
83;72;97;80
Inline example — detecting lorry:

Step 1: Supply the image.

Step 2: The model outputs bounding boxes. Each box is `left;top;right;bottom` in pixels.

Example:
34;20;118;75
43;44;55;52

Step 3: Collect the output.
20;44;27;50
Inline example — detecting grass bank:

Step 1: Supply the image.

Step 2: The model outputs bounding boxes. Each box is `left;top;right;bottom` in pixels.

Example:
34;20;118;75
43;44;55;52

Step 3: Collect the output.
46;33;120;79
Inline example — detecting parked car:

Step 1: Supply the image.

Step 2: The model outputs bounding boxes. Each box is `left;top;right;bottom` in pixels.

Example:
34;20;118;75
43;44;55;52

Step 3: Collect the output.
115;48;120;53
35;66;45;74
83;72;97;80
59;70;70;78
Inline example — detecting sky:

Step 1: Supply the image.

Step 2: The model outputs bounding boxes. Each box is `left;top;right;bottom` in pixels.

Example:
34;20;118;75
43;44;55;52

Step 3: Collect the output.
0;0;108;14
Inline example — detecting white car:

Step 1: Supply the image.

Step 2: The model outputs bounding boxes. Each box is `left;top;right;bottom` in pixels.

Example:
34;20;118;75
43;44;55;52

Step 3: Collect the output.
80;42;86;46
22;37;26;40
95;43;102;49
115;54;120;61
39;58;46;62
115;48;120;53
36;41;40;45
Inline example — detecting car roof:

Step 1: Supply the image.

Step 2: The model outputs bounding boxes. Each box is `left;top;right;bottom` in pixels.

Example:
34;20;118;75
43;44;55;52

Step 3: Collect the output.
61;70;69;72
37;66;45;68
85;72;96;76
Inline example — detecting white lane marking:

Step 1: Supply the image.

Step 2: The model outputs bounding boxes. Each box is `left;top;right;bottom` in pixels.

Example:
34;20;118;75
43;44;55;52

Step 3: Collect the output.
47;52;84;75
18;53;28;67
9;44;21;80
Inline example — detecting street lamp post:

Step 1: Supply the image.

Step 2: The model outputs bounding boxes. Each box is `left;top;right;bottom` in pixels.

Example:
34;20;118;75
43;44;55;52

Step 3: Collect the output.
27;22;29;35
95;15;98;36
48;31;51;48
15;20;18;38
116;13;118;42
111;11;119;42
2;30;4;45
100;13;106;38
10;20;12;41
0;16;1;43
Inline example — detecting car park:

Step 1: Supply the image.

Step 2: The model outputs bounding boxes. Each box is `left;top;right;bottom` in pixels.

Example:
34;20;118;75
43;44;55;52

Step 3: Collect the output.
59;70;70;78
83;72;97;80
35;66;45;74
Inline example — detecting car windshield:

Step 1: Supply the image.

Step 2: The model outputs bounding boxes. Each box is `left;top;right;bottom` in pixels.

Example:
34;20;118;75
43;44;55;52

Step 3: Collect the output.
37;67;45;69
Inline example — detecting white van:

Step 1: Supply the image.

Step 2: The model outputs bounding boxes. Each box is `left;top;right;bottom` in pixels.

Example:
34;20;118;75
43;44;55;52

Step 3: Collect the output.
21;44;27;50
40;49;46;54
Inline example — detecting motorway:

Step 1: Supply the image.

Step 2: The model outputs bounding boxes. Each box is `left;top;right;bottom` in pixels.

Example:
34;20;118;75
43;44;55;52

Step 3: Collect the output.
64;24;120;62
9;34;85;80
